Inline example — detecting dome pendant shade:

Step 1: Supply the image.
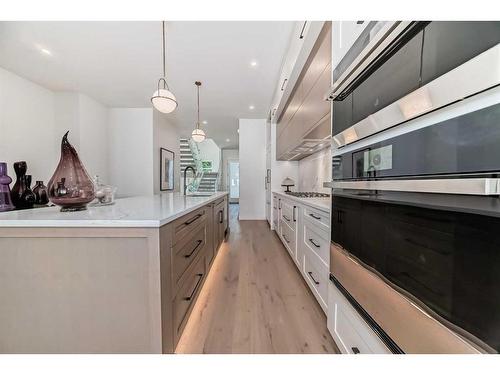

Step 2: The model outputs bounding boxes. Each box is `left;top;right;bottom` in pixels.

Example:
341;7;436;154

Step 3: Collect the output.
151;87;177;114
151;21;177;113
191;128;206;143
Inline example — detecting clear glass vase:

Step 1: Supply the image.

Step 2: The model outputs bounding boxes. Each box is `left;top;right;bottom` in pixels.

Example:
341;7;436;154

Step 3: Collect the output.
48;131;95;211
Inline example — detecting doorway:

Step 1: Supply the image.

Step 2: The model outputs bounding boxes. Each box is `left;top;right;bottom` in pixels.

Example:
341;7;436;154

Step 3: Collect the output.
227;160;239;204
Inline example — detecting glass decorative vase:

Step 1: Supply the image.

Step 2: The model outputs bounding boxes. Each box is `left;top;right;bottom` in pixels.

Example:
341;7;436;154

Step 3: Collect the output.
0;162;15;212
48;131;95;212
19;174;36;209
33;180;49;205
10;161;27;209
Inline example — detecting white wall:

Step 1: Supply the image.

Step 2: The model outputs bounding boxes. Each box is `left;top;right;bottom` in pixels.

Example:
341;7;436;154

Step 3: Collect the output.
78;94;109;182
221;149;239;192
298;147;331;193
0;67;58;183
239;119;266;220
1;66;180;199
108;108;154;197
197;138;221;172
54;92;110;182
153;110;180;193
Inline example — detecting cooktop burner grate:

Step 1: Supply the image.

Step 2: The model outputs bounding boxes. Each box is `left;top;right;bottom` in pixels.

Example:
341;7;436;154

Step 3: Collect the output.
285;192;330;198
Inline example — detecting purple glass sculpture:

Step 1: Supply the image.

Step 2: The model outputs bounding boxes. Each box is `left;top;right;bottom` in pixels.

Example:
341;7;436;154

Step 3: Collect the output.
48;131;95;211
0;162;15;212
33;180;49;205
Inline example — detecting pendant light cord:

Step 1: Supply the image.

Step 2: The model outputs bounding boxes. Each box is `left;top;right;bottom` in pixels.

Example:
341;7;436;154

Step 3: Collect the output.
196;83;200;129
162;21;166;78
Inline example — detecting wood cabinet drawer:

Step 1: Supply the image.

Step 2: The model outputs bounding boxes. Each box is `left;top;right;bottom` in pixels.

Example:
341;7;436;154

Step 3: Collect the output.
173;254;206;340
303;220;329;267
303;249;328;311
303;205;330;231
172;222;206;286
172;207;207;245
327;282;391;354
280;218;296;259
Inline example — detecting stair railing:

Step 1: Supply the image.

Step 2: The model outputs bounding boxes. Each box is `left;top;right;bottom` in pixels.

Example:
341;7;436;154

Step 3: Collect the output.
186;138;205;193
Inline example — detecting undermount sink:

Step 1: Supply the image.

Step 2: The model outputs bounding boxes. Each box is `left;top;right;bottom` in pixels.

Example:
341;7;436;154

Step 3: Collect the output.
186;193;214;197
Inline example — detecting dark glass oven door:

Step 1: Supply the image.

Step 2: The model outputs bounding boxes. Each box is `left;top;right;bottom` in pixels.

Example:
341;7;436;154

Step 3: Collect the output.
331;192;500;353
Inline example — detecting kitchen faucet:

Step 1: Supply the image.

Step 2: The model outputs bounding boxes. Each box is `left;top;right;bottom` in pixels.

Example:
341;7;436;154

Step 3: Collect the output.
183;166;196;196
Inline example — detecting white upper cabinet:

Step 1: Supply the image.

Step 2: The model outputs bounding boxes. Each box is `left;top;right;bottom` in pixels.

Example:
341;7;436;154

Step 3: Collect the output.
331;21;369;71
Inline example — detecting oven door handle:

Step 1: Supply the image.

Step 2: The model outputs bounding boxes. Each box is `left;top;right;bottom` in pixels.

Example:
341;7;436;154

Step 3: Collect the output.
332;178;500;196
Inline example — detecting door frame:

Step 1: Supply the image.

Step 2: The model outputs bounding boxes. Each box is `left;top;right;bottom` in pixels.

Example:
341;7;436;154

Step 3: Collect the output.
226;158;239;204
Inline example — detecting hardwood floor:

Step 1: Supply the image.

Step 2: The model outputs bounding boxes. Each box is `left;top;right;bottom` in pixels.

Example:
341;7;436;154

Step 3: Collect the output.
175;204;339;354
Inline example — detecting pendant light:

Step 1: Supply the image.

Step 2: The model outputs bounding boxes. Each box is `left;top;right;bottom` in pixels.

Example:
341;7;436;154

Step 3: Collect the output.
151;21;177;113
191;81;206;143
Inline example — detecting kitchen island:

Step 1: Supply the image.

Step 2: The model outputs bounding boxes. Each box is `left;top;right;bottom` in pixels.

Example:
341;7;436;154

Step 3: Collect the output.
0;192;228;353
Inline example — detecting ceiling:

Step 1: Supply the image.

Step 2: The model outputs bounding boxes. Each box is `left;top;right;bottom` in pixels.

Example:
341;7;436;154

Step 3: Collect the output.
0;21;295;149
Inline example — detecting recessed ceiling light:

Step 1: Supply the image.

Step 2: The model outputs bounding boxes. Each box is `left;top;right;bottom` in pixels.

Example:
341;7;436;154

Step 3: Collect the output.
237;129;239;133
202;120;208;125
249;105;255;110
39;47;52;56
250;60;258;67
226;138;230;142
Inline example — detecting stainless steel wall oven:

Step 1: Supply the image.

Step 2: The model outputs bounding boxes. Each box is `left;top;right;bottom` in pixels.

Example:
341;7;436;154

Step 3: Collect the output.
329;21;500;354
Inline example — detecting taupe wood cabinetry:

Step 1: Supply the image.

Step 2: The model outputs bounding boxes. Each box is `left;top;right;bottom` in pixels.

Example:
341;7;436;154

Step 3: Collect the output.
276;22;332;160
0;194;229;354
168;195;228;350
213;196;228;252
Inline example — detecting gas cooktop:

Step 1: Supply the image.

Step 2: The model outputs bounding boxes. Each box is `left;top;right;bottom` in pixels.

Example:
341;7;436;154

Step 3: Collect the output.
285;192;330;198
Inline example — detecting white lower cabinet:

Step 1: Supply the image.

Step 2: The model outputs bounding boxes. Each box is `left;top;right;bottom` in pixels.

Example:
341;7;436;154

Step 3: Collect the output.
273;193;330;314
327;282;391;354
302;248;328;311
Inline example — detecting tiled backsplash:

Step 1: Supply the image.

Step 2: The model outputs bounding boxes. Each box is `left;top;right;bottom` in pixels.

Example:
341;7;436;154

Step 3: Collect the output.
298;147;331;193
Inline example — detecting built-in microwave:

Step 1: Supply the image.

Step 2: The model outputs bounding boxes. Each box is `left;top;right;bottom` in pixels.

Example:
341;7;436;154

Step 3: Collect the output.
328;21;500;353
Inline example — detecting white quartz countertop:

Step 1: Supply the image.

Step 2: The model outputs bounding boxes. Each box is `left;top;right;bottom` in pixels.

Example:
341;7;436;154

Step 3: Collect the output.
0;192;228;228
272;191;330;212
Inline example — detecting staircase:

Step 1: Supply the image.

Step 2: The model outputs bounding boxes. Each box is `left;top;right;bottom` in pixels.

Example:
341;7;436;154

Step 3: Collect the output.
197;172;219;193
180;138;195;173
179;138;219;194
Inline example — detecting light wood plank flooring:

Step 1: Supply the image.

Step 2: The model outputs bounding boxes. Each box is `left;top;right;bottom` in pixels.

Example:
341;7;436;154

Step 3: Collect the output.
175;204;339;354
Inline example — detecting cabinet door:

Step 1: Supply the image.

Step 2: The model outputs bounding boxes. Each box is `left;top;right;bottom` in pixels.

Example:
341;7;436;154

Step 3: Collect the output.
352;31;423;124
332;93;353;136
332;198;361;255
421;21;500;85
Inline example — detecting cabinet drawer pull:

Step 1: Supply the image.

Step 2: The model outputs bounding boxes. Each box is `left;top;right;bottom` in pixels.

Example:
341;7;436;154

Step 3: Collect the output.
309;238;320;248
184;239;203;258
282;234;290;244
293;206;296;222
309;213;321;220
219;210;223;224
352;347;361;354
299;21;307;39
283;215;290;222
307;271;320;285
184;213;202;226
184;273;204;301
278;199;281;209
280;78;288;91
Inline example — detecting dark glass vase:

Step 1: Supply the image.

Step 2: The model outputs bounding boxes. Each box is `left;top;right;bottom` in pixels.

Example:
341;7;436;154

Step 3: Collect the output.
0;162;15;212
19;175;36;209
10;161;29;209
33;180;49;205
48;131;95;212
